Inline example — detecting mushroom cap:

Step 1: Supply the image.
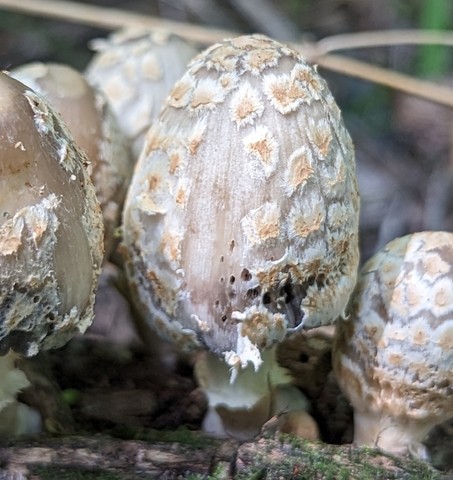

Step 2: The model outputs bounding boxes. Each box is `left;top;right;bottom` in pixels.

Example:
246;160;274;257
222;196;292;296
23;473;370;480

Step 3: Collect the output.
334;231;453;423
10;62;132;257
86;28;199;159
122;34;359;370
0;71;104;356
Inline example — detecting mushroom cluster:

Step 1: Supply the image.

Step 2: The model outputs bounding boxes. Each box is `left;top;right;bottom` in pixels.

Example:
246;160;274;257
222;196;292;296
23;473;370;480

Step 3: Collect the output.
0;71;104;434
10;62;132;258
122;34;360;438
334;231;453;459
86;28;199;159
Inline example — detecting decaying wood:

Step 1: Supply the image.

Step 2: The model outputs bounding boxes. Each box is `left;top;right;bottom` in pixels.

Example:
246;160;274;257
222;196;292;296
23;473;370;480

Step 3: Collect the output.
0;434;448;479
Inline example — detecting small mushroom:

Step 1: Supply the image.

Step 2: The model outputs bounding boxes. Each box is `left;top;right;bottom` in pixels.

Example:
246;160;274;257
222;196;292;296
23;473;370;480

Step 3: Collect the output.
333;231;453;460
0;71;104;434
86;28;199;159
122;34;359;438
0;351;41;436
10;62;132;257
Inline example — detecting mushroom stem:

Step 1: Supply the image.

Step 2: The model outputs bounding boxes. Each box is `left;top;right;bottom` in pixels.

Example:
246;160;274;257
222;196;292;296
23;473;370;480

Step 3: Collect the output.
0;351;41;436
353;410;433;460
195;346;314;440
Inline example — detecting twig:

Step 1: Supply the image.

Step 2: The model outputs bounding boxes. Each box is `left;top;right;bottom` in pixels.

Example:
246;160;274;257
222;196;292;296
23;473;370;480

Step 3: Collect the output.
315;30;453;54
0;0;234;45
1;0;453;108
315;54;453;108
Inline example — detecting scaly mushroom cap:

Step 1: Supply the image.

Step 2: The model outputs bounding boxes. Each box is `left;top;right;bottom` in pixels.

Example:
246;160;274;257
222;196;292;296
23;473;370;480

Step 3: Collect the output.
10;62;132;257
0;71;104;356
122;34;360;371
334;231;453;424
86;28;199;159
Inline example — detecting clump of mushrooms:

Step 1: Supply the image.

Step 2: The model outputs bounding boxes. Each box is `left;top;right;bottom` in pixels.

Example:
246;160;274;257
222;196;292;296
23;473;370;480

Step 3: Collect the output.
0;71;104;435
122;34;360;439
10;62;132;258
333;231;453;459
86;28;199;159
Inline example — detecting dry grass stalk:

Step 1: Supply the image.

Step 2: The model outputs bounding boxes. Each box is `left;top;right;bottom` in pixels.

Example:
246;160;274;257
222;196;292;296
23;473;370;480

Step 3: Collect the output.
1;0;453;107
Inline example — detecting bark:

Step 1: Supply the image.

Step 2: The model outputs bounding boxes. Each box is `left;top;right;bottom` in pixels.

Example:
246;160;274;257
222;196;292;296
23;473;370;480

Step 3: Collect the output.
0;433;447;480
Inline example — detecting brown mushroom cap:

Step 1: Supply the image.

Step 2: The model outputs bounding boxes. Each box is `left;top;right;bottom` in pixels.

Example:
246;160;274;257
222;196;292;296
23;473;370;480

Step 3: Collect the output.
10;62;132;257
86;28;199;159
334;231;453;448
0;71;104;356
122;34;360;371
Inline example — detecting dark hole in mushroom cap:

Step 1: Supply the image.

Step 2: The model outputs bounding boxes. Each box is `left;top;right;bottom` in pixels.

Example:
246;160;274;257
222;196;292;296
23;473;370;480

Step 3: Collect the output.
280;283;295;304
316;274;326;289
262;292;272;304
246;286;261;300
13;284;27;294
241;268;252;282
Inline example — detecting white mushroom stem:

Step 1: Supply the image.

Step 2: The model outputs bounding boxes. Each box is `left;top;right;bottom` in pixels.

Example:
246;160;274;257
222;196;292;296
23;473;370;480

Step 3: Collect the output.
0;351;41;437
195;346;317;440
353;410;433;460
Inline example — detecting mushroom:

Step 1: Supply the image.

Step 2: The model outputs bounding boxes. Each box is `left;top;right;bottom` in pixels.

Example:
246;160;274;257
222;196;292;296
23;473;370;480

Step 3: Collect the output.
122;34;360;438
0;351;41;436
86;28;199;160
0;71;104;434
333;231;453;460
10;62;132;258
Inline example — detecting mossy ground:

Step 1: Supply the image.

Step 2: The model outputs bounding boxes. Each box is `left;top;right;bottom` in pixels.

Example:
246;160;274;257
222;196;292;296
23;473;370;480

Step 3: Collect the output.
31;467;122;480
233;435;443;480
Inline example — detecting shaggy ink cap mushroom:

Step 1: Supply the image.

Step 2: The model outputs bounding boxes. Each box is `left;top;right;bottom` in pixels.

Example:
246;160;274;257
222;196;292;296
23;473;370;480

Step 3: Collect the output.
333;231;453;460
86;28;199;159
11;62;132;258
122;34;360;438
0;71;104;434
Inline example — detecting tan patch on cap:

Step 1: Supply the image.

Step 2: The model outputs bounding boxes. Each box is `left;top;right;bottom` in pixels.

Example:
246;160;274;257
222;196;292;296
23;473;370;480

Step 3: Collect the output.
168;77;193;109
190;78;226;111
204;45;239;72
292;64;324;99
187;118;207;156
243;125;279;176
308;118;332;158
422;253;450;280
263;73;309;115
142;52;162;80
241;202;281;245
285;146;314;195
243;48;281;75
229;82;264;128
168;149;183;175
